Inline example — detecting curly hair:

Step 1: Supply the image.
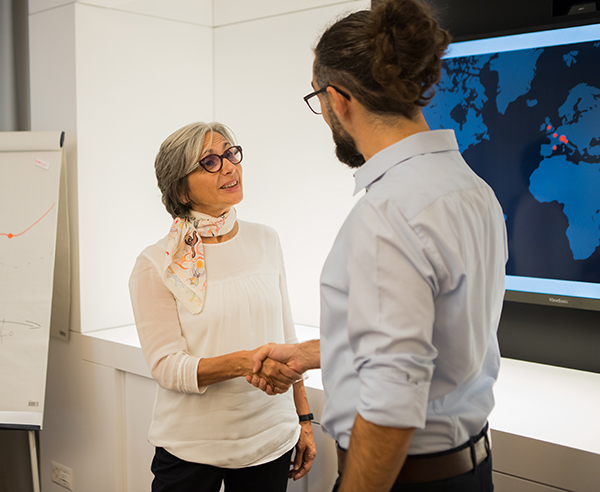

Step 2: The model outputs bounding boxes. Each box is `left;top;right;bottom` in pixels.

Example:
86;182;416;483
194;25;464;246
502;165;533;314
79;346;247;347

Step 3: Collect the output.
314;0;451;120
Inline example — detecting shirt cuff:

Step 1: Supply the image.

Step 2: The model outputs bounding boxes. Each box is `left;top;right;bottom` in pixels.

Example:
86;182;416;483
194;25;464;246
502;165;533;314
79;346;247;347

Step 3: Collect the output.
357;374;430;429
177;355;208;394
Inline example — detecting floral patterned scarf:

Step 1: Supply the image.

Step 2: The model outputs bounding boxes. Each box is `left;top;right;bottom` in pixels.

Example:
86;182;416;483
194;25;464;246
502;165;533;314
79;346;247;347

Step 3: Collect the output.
163;208;237;314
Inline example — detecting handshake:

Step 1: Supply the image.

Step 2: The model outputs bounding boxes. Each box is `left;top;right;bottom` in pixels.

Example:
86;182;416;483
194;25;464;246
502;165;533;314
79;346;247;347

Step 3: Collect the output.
245;340;320;395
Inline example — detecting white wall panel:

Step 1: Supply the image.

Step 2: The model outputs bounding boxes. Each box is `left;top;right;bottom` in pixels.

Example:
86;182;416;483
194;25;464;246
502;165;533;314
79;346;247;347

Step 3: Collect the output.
81;0;212;26
215;1;368;326
40;335;121;492
308;423;338;492
75;4;214;332
39;336;86;492
30;0;211;22
79;361;122;492
29;4;82;332
214;0;365;27
29;0;73;15
124;372;156;491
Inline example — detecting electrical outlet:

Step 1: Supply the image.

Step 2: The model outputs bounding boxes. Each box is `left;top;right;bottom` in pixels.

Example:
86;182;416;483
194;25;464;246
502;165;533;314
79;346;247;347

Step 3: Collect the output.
51;461;74;490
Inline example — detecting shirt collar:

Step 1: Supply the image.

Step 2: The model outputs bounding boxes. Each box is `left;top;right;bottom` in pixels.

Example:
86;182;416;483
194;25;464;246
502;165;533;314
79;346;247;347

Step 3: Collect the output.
353;129;459;195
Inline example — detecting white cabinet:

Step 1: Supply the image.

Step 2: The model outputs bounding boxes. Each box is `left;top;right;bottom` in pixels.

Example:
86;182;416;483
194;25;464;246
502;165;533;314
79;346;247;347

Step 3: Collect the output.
307;423;338;492
122;372;156;491
491;430;600;492
493;472;568;492
39;329;600;492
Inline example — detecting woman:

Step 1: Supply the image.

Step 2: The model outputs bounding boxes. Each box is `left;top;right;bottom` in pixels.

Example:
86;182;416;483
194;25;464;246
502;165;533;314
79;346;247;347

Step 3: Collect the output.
129;122;316;492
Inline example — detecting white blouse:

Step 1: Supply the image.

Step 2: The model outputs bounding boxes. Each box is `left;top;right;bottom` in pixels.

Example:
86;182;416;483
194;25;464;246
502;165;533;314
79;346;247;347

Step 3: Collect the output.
129;220;300;467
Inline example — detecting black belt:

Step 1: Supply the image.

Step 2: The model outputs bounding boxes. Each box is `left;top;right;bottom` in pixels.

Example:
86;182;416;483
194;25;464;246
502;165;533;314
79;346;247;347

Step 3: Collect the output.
336;425;490;485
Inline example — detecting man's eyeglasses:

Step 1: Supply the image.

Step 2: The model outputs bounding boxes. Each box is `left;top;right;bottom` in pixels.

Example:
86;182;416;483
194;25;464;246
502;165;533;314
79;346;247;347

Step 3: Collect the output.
303;85;351;115
189;145;243;174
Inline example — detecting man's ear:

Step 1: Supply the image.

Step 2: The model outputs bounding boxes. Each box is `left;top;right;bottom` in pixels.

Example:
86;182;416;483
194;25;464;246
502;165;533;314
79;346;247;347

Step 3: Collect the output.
326;86;351;121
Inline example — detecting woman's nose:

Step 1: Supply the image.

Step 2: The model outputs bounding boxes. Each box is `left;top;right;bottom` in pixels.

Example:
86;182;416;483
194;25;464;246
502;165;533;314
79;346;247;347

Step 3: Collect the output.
221;157;237;173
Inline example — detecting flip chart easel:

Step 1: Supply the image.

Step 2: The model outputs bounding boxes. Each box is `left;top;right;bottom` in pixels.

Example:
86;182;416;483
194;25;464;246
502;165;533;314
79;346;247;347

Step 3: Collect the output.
0;131;69;492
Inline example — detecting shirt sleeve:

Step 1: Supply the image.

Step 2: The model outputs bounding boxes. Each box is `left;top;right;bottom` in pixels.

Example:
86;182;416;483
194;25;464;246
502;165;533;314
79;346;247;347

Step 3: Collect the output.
129;253;207;394
347;198;439;429
275;234;298;344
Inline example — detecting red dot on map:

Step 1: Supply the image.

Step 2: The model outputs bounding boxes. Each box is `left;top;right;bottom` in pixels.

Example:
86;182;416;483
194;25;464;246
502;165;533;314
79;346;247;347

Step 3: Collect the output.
553;133;558;138
7;233;13;238
553;145;557;150
560;135;568;143
547;125;552;130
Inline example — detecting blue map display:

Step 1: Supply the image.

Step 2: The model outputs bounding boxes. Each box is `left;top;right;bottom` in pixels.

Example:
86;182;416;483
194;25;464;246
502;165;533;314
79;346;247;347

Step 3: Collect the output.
423;39;600;284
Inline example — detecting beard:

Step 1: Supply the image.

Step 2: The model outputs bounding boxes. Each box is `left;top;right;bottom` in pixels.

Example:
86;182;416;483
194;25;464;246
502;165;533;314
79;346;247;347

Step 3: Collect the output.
328;109;366;169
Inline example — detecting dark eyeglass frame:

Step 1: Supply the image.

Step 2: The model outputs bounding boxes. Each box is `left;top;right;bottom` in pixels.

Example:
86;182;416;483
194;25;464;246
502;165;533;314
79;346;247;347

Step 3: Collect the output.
303;85;351;115
188;145;243;175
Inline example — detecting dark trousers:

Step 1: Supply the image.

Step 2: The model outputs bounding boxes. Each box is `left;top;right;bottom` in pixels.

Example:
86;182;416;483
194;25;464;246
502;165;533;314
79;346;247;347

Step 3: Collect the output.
151;447;294;492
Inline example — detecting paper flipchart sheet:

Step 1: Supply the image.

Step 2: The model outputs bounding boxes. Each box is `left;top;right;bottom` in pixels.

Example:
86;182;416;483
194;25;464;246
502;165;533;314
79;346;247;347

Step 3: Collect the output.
0;131;63;429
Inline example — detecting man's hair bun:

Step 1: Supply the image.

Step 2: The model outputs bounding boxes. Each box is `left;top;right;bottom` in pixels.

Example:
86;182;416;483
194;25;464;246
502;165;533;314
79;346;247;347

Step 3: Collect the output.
314;0;451;119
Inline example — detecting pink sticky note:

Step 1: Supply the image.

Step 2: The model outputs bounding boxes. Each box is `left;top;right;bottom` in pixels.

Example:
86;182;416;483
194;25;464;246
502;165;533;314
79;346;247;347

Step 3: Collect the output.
35;159;51;170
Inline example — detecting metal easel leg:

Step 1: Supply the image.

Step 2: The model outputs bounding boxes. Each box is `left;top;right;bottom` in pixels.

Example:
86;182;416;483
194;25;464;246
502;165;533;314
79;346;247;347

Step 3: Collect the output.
28;430;41;492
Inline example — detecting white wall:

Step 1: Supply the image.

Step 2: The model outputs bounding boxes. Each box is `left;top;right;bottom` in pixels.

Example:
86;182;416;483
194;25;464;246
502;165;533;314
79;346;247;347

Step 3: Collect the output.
28;1;373;490
29;0;214;333
214;0;368;326
25;2;600;492
74;3;214;332
30;0;370;333
28;1;213;490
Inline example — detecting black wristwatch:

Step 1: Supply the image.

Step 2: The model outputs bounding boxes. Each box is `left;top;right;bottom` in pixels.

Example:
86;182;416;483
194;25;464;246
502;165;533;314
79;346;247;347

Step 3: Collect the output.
298;413;314;423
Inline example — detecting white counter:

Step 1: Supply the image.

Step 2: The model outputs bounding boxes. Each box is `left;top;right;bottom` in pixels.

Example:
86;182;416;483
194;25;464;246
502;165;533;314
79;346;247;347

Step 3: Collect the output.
82;323;600;456
490;357;600;456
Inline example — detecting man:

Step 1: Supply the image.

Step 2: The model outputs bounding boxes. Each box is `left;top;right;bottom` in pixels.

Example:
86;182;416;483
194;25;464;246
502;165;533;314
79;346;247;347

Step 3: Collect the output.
250;1;508;491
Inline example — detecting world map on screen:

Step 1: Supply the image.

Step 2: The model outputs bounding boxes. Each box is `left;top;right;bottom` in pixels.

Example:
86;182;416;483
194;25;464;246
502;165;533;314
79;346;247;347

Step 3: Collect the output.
423;39;600;283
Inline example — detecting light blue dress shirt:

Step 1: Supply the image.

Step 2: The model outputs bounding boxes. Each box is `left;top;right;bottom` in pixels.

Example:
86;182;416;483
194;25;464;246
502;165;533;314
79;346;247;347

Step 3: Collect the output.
320;129;508;454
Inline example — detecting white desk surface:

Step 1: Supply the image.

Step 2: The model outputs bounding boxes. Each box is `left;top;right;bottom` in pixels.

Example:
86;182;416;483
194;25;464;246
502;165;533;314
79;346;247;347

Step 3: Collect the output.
83;323;600;456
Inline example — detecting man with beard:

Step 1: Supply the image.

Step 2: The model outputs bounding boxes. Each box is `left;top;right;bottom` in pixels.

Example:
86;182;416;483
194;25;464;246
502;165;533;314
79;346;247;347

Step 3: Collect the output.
249;1;508;491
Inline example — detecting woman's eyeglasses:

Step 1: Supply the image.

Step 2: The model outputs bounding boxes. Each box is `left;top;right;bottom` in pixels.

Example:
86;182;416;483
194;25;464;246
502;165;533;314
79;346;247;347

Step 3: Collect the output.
189;145;243;174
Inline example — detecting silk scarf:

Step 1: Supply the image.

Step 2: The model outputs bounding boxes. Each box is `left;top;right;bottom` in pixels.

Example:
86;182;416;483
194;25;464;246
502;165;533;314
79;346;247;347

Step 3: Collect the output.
163;208;237;314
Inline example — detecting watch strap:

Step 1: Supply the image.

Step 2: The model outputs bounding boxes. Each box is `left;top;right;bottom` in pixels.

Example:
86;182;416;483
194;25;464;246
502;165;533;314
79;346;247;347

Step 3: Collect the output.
298;413;314;422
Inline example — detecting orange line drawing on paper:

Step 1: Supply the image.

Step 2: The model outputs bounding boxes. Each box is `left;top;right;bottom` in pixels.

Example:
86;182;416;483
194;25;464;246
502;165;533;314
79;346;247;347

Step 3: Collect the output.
0;203;56;239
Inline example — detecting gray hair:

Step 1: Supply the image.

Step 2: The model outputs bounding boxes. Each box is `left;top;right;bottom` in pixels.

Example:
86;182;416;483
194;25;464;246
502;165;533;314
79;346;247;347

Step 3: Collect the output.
154;122;236;219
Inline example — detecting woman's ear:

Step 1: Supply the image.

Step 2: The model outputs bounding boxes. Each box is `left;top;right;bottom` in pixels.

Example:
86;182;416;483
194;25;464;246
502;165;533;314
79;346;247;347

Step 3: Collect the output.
177;180;190;205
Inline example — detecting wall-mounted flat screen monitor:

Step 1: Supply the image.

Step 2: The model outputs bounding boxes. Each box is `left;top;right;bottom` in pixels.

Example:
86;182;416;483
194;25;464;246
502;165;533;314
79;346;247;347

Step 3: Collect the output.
423;23;600;311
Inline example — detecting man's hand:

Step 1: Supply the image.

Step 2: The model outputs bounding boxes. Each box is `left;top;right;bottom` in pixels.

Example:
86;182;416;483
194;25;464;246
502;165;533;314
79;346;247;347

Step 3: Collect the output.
251;354;302;394
289;421;317;481
245;340;321;394
253;340;321;374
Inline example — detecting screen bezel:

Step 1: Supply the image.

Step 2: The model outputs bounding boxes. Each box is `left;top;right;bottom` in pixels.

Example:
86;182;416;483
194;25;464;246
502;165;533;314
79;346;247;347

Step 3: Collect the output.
440;23;600;312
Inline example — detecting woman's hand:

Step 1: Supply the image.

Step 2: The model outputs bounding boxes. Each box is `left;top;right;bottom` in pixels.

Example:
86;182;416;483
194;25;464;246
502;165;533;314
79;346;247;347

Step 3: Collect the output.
289;421;316;481
250;352;302;394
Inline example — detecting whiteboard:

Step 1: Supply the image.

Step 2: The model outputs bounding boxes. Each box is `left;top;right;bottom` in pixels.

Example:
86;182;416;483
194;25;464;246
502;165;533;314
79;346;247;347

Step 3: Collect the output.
0;131;65;430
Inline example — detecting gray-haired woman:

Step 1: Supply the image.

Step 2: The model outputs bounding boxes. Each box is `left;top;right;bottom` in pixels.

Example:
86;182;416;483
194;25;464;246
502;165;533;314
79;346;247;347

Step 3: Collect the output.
129;122;316;492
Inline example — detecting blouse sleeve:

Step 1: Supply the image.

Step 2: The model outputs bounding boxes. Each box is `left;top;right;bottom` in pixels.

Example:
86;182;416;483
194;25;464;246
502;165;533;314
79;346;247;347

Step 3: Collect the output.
275;235;298;344
129;253;207;394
